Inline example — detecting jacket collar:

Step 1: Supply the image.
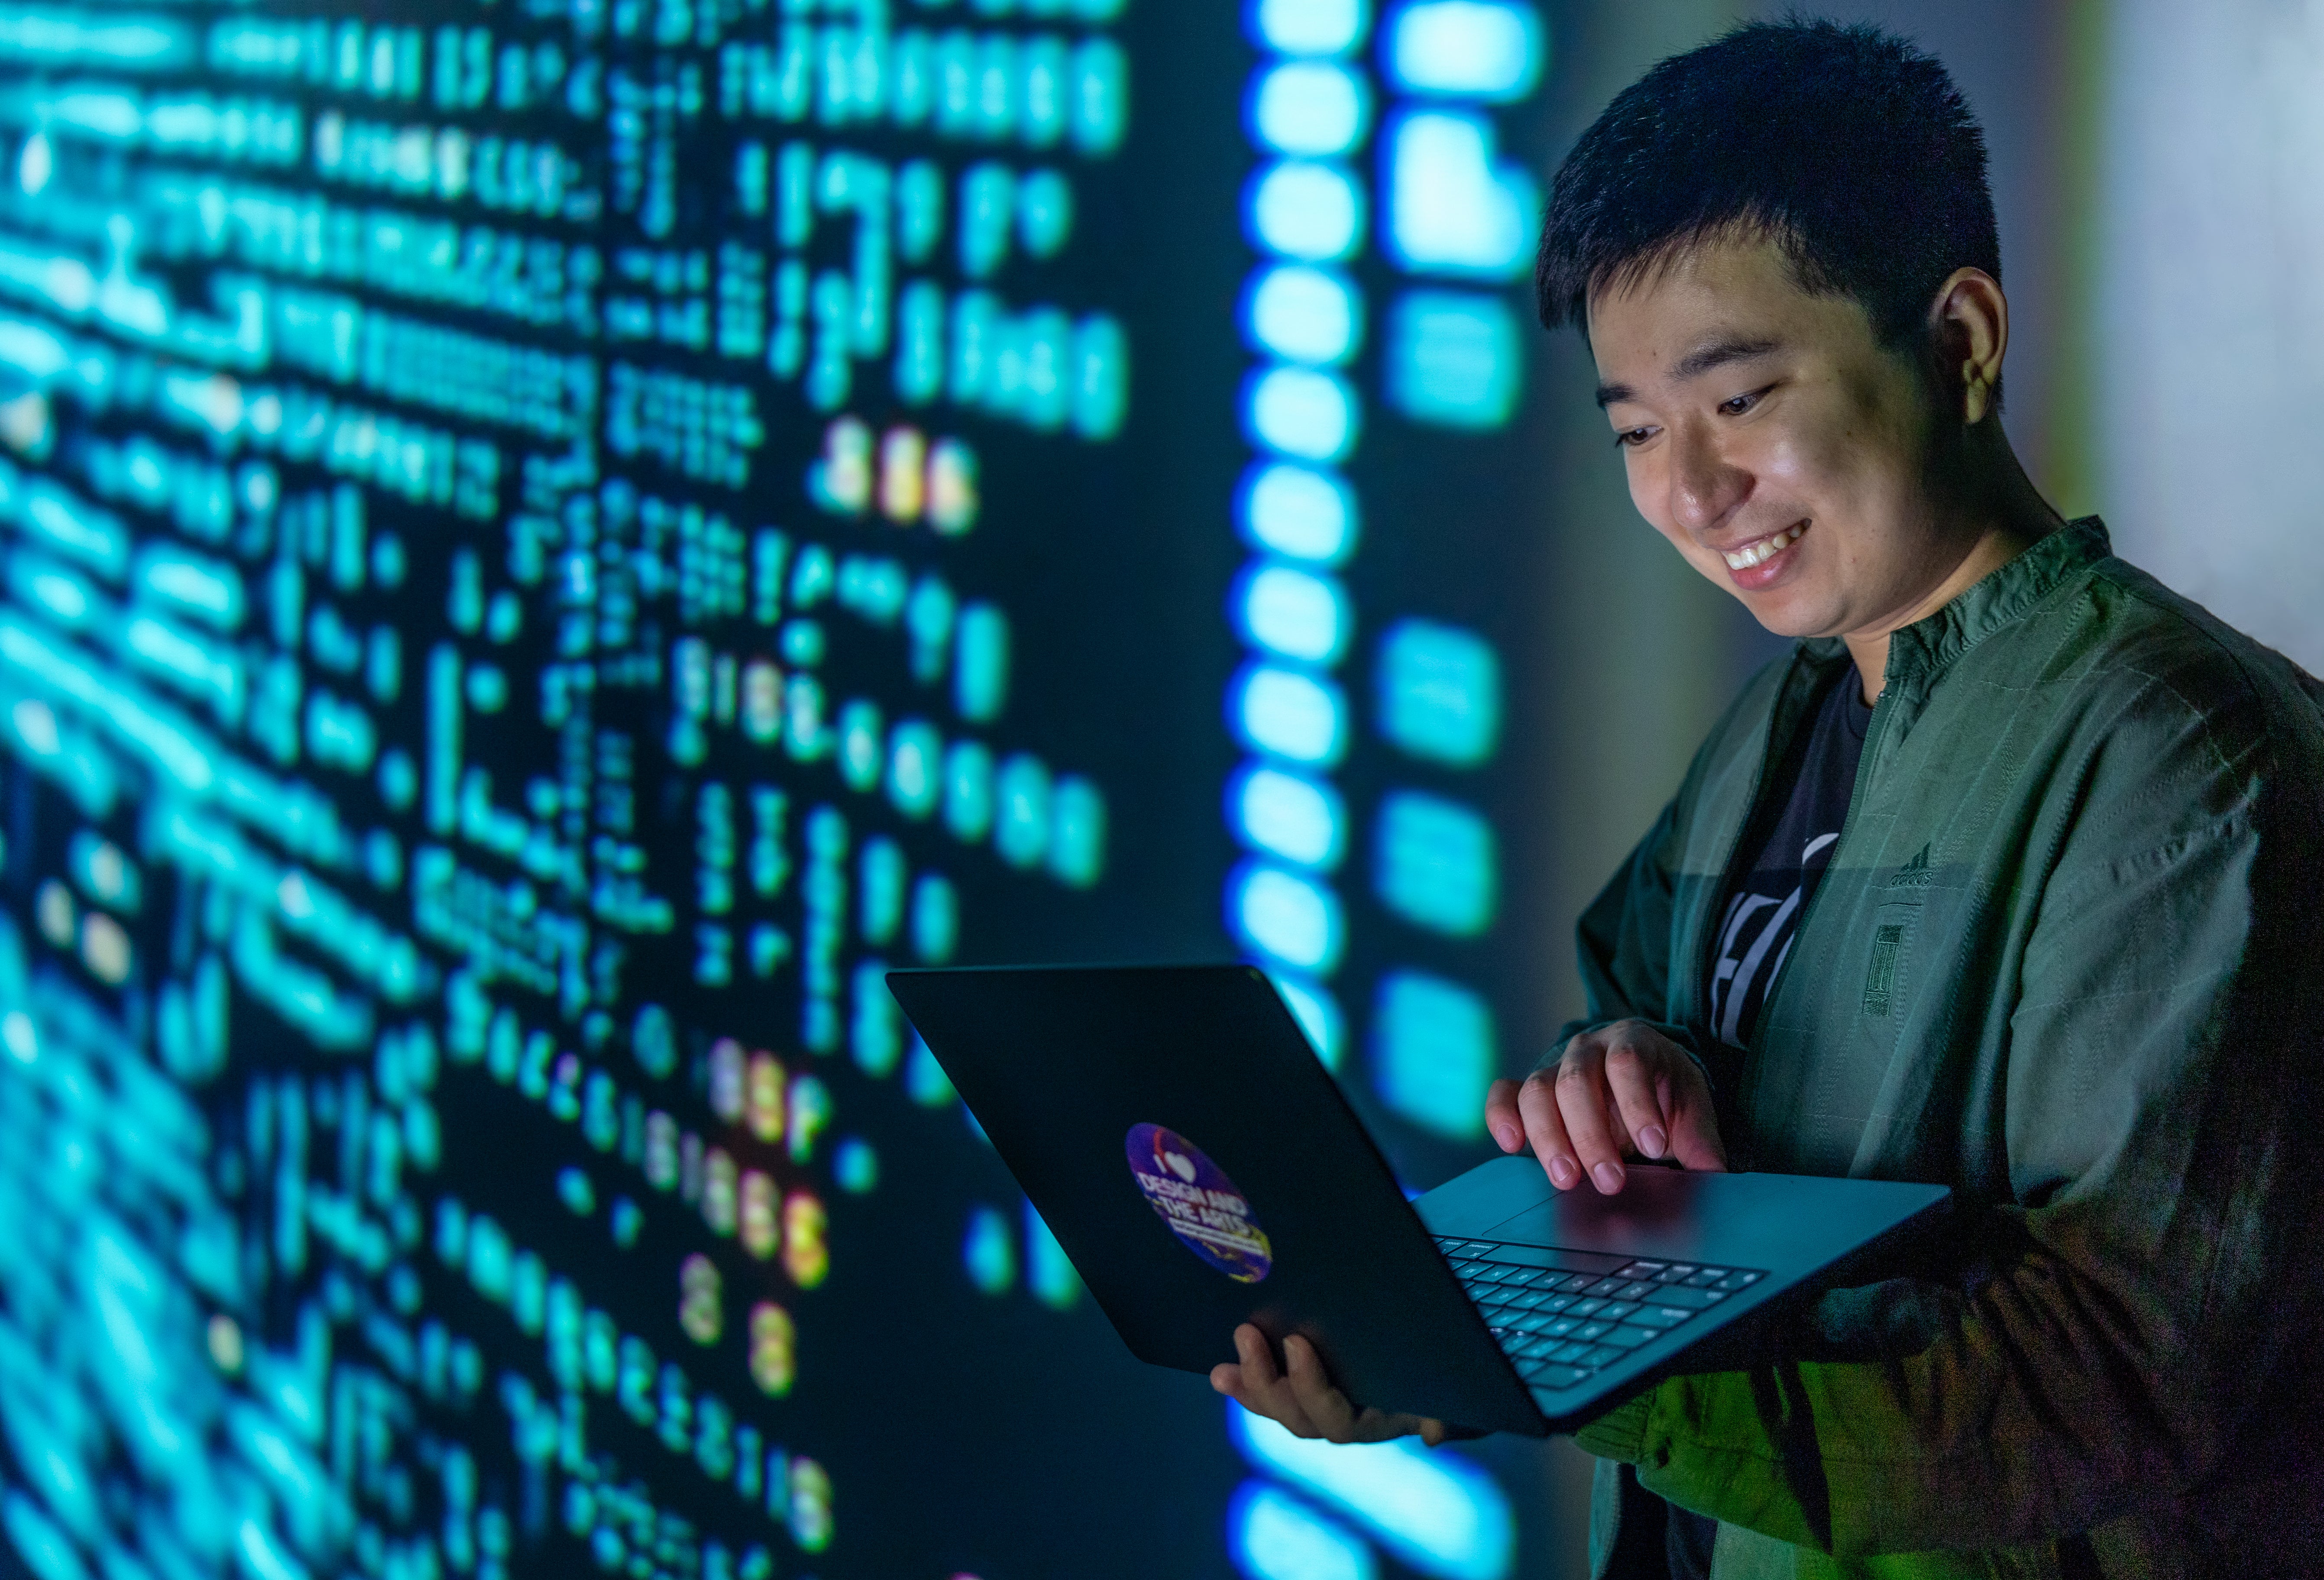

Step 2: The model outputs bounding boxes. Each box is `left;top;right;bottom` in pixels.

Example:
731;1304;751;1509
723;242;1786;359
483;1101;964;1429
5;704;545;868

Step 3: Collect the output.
1796;516;2110;692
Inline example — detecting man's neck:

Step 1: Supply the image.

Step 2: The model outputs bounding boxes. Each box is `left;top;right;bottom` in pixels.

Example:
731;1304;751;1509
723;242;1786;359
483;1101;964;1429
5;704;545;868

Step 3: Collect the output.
1842;444;2064;703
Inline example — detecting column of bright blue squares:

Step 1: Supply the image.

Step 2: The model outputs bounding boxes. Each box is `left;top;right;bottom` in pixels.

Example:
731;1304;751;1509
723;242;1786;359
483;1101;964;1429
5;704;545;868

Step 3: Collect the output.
1366;2;1542;1142
1224;0;1374;1072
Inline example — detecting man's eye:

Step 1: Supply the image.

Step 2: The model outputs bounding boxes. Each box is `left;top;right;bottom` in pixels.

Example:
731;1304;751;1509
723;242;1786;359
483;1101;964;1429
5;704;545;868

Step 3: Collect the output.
1613;427;1655;449
1719;389;1764;416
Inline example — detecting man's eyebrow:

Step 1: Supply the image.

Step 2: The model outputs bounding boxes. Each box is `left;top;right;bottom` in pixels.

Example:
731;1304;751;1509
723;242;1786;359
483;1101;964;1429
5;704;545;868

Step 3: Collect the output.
1595;337;1785;409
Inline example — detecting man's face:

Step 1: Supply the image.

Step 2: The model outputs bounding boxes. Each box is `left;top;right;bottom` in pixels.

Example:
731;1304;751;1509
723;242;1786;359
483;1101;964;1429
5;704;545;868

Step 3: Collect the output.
1589;235;1948;640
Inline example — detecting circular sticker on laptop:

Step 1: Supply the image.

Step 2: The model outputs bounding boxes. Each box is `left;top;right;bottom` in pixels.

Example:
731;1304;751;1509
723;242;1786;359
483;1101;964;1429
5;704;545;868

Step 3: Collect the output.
1125;1123;1273;1283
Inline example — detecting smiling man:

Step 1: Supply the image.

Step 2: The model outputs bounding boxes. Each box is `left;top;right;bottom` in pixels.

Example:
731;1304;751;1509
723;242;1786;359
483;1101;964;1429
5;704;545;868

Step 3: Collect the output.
1213;19;2324;1580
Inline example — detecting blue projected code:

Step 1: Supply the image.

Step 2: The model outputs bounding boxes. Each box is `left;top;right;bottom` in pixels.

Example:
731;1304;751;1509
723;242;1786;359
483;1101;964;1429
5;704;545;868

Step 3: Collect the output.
0;0;1557;1574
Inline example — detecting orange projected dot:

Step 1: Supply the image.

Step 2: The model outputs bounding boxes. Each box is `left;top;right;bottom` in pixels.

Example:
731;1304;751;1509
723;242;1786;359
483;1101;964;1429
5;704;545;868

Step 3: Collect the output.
35;880;73;947
702;1148;738;1236
878;427;926;521
786;1074;831;1165
679;1253;722;1346
748;1301;795;1397
811;417;873;515
742;661;782;744
709;1038;746;1121
740;1170;777;1259
207;1314;244;1374
926;438;978;534
643;1111;679;1191
80;913;130;986
789;1456;833;1553
746;1052;785;1142
781;1190;828;1289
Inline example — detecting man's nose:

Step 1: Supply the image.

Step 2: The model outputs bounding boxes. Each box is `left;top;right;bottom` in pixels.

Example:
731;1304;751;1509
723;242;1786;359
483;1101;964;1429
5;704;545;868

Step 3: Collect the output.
1666;425;1746;532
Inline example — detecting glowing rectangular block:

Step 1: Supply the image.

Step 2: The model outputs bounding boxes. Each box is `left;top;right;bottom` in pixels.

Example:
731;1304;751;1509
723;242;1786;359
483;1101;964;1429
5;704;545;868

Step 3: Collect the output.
1385;291;1519;430
1374;790;1495;935
1372;971;1496;1140
1377;619;1499;765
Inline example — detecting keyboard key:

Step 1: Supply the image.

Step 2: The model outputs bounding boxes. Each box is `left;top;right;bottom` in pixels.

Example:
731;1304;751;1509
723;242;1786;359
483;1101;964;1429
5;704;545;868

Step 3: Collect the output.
1524;1363;1588;1389
1644;1285;1726;1310
1599;1324;1654;1350
1657;1263;1700;1282
1571;1320;1615;1343
1613;1280;1659;1302
1541;1316;1582;1340
1595;1300;1641;1321
1501;1267;1550;1288
1580;1277;1629;1298
1565;1298;1608;1319
1686;1268;1726;1288
1513;1309;1560;1334
1450;1259;1486;1276
1618;1260;1668;1279
1634;1306;1693;1329
1716;1271;1764;1292
1568;1343;1622;1368
1536;1294;1576;1315
1542;1340;1592;1364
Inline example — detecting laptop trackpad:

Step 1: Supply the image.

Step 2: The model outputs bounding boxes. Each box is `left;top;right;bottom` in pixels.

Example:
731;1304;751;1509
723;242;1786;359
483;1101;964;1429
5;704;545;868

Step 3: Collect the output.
1482;1163;1715;1262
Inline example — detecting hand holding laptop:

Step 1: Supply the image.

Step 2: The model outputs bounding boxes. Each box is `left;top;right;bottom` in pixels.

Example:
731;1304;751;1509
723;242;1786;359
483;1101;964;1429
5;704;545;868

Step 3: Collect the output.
1485;1020;1726;1195
1215;1019;1729;1445
1209;1322;1458;1447
887;965;1947;1438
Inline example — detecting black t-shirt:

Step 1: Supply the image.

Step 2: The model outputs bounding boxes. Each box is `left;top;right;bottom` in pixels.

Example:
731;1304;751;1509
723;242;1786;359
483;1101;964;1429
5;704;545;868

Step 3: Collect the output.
1705;668;1873;1050
1661;667;1873;1580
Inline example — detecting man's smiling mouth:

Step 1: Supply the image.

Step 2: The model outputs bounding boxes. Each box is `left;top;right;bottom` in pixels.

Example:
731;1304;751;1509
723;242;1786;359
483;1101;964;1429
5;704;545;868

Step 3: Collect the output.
1724;521;1806;570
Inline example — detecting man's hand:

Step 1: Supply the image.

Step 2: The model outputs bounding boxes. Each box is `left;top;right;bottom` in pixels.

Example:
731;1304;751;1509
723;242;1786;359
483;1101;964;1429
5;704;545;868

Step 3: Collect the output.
1485;1020;1725;1194
1210;1323;1455;1446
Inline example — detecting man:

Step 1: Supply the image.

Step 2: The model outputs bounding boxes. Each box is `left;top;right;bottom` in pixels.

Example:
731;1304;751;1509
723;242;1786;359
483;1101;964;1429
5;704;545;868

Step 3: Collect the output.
1213;20;2324;1579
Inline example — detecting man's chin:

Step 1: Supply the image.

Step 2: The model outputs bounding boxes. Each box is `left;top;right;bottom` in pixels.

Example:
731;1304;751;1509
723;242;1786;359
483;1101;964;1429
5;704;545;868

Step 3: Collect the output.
1732;585;1833;641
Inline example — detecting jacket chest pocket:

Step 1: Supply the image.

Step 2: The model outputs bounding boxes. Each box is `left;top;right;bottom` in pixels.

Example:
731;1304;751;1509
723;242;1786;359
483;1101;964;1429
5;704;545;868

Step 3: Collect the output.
1862;900;1923;1022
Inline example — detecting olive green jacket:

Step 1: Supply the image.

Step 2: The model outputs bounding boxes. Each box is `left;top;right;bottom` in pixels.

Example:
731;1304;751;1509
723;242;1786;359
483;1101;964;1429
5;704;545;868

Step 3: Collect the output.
1563;521;2324;1579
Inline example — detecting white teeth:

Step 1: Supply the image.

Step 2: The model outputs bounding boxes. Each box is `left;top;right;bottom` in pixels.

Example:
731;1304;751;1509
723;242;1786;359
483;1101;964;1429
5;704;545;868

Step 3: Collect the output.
1724;523;1804;570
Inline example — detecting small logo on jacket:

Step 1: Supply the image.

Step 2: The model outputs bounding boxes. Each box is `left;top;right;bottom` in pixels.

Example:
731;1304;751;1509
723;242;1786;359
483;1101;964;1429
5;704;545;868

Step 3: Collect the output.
1887;845;1934;889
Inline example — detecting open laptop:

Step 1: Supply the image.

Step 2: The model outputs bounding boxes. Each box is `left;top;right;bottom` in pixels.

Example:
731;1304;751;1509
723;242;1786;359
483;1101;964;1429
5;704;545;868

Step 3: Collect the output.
887;963;1949;1434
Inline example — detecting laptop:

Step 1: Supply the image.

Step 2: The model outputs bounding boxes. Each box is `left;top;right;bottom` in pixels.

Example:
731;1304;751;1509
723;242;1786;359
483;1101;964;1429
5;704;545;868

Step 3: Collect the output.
886;963;1949;1434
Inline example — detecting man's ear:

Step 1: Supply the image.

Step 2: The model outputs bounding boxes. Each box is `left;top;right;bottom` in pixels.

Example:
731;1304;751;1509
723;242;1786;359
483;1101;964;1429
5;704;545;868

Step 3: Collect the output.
1930;268;2008;425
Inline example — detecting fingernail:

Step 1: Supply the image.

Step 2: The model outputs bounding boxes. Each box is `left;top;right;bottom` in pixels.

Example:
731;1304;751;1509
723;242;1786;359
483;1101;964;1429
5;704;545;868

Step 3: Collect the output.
1639;1125;1667;1159
1548;1156;1578;1188
1592;1161;1626;1193
1489;1123;1512;1150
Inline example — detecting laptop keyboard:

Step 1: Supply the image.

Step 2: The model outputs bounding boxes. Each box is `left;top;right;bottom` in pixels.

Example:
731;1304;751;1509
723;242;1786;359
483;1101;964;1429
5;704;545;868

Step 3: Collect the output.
1435;1237;1766;1392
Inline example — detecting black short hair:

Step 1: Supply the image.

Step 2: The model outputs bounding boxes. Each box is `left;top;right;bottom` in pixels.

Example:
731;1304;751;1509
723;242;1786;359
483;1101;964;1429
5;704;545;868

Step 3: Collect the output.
1535;19;1999;356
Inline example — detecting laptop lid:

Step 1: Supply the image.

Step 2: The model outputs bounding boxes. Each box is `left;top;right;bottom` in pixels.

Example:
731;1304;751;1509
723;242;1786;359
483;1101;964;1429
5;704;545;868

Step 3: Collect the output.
887;963;1951;1434
886;962;1553;1436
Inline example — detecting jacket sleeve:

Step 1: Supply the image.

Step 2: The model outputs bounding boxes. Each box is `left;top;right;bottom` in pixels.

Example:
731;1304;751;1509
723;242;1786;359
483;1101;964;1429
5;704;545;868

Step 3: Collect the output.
1577;680;2324;1556
1550;796;1709;1069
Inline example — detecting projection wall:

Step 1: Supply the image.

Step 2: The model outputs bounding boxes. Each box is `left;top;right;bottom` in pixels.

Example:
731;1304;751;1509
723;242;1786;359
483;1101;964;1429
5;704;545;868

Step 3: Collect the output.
0;0;1579;1575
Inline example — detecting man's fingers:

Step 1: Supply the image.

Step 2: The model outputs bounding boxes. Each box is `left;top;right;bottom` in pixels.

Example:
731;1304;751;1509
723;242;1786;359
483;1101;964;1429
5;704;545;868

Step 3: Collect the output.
1282;1335;1360;1439
1601;1040;1671;1160
1665;1078;1729;1172
1554;1047;1632;1194
1517;1069;1580;1189
1234;1323;1278;1386
1227;1326;1331;1438
1483;1078;1525;1153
